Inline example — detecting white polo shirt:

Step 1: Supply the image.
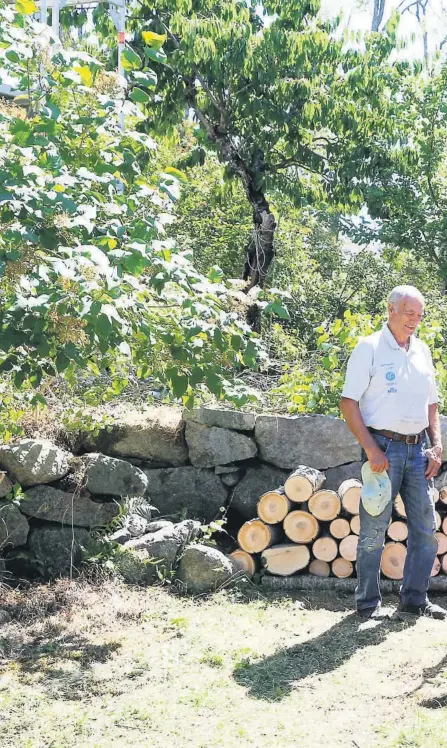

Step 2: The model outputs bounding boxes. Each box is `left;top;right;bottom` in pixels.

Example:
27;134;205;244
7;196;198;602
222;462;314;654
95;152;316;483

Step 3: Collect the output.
342;324;438;434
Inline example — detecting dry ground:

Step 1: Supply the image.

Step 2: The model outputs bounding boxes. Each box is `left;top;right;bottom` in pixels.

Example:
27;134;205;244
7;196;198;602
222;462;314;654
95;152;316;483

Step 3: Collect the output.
0;580;447;748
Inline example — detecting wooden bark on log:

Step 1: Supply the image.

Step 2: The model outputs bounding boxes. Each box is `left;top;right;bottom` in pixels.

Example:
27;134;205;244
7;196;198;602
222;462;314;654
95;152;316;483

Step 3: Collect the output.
230;549;257;577
339;534;358;562
381;542;407;580
435;532;447;556
308;490;341;522
312;536;338;562
261;544;310;576
329;517;350;540
439;488;447;505
257;487;292;525
332;557;354;578
441;516;447;536
237;519;283;553
441;554;447;575
394;493;406;518
283;510;319;543
433;486;440;503
309;559;330;578
350;515;360;536
338;479;362;515
387;521;408;542
284;466;325;503
435;511;441;530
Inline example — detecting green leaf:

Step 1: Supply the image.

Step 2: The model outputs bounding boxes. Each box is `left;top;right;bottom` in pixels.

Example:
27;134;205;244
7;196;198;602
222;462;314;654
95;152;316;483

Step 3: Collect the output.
142;30;166;49
129;87;150;104
164;166;188;183
121;48;142;71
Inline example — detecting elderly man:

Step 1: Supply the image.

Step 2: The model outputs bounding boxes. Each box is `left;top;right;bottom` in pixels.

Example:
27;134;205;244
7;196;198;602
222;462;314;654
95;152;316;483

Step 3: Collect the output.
340;285;446;619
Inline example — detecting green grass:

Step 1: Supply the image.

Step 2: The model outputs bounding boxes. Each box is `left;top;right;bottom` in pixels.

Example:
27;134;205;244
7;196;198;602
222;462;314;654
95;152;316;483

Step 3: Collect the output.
1;581;447;747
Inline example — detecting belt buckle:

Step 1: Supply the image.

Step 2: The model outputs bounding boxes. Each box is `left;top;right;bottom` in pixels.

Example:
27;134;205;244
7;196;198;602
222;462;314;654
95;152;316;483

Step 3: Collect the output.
405;434;417;445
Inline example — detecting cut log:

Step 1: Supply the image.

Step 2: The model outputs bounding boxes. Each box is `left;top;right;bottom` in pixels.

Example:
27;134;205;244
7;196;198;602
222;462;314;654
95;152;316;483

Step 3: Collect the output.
284;466;325;503
329;517;351;540
312;536;338;562
441;554;447;575
261;544;310;576
309;559;330;578
237;520;283;554
332;557;354;578
387;521;408;542
436;511;442;531
435;532;447;556
308;490;341;522
439;488;447;506
339;534;358;562
394;493;407;518
433;486;440;503
283;510;319;544
257;487;292;525
381;542;407;580
229;549;257;577
431;556;441;577
338;479;362;515
442;516;447;535
350;515;361;536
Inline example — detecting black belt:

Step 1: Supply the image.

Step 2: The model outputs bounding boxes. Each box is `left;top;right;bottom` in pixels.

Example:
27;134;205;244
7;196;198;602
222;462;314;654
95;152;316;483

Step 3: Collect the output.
368;427;425;445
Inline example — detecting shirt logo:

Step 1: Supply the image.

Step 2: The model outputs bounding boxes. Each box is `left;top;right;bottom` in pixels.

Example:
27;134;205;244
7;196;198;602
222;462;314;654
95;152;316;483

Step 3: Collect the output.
387;387;397;394
385;371;396;381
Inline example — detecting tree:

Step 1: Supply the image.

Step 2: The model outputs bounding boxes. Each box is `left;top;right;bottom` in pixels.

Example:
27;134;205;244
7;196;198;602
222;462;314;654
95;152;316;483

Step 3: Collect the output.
109;0;406;319
0;0;265;425
372;0;387;31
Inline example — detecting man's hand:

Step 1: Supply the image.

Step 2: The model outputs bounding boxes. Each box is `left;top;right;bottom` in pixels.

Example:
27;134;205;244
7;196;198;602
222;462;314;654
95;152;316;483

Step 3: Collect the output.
425;445;442;480
366;443;390;473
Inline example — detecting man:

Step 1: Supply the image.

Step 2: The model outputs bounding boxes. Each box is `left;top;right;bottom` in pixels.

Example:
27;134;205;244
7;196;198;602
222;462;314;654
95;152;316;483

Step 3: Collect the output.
340;285;446;620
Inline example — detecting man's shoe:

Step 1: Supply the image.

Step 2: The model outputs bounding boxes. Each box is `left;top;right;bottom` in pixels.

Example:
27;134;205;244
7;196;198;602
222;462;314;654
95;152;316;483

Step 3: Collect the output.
397;601;447;620
357;604;381;620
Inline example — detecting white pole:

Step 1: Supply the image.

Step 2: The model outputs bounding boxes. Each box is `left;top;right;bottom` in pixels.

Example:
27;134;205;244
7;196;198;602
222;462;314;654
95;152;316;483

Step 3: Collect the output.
52;0;60;39
39;0;47;24
117;1;126;134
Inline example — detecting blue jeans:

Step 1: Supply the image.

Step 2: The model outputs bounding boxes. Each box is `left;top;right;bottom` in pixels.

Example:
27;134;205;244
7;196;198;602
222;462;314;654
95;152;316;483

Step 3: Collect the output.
356;433;438;611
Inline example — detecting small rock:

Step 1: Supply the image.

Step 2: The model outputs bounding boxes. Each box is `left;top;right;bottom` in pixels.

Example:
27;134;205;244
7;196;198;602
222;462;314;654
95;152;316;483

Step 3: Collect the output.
0;610;11;625
109;528;131;545
21;485;119;528
126;514;148;538
0;502;29;549
81;453;148;498
214;465;240;475
145;520;174;533
220;472;241;488
176;544;239;594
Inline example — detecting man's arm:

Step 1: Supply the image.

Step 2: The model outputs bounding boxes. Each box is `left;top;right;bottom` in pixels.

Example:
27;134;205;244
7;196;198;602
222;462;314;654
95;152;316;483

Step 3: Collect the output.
426;403;442;480
340;397;390;473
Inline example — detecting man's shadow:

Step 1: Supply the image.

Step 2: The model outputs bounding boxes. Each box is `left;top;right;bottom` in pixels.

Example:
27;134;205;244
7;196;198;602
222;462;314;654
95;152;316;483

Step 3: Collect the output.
233;611;416;701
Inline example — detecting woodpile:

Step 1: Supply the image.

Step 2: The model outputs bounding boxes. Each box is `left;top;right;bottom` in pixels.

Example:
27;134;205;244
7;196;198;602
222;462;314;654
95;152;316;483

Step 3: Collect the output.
231;464;447;581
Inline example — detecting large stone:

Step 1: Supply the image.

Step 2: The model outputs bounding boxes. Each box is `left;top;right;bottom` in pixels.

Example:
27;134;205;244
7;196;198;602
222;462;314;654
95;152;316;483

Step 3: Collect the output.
231;464;290;519
114;547;156;585
0;473;13;498
254;415;361;470
82;406;188;466
0;439;71;487
184;408;256;432
323;462;363;493
28;526;90;579
176;544;238;594
0;502;29;549
143;466;227;522
185;422;257;468
20;485;118;528
81;453;148;497
124;519;200;582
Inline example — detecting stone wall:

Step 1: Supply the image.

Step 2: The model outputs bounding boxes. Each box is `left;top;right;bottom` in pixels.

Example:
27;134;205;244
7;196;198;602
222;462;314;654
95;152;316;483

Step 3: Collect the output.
1;406;446;583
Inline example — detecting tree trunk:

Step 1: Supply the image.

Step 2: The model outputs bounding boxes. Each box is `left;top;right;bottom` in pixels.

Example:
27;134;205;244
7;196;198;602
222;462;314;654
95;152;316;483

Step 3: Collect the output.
230;549;258;577
284;466;325;503
381;542;407;580
338;479;362;515
237;519;283;553
371;0;386;31
283;510;319;543
309;559;330;577
312;536;338;562
257;487;291;524
308;490;341;521
261;543;310;576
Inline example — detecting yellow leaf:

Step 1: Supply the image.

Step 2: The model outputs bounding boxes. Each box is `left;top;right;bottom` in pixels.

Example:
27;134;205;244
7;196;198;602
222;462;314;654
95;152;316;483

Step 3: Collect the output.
108;239;117;249
74;65;93;87
142;30;166;49
15;0;38;14
53;184;65;193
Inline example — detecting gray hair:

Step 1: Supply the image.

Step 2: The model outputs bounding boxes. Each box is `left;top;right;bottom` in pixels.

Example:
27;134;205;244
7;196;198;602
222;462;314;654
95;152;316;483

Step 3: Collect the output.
387;285;425;307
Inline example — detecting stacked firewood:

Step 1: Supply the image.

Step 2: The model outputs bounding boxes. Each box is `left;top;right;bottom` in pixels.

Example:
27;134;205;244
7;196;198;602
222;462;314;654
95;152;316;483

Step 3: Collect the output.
230;465;447;580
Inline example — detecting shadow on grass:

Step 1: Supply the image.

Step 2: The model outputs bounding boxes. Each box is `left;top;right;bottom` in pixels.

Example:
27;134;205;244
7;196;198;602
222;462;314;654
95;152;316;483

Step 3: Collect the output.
0;621;121;700
233;612;416;701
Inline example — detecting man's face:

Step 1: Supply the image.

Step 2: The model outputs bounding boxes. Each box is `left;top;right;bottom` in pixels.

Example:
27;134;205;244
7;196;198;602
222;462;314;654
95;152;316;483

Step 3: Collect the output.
388;296;424;339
